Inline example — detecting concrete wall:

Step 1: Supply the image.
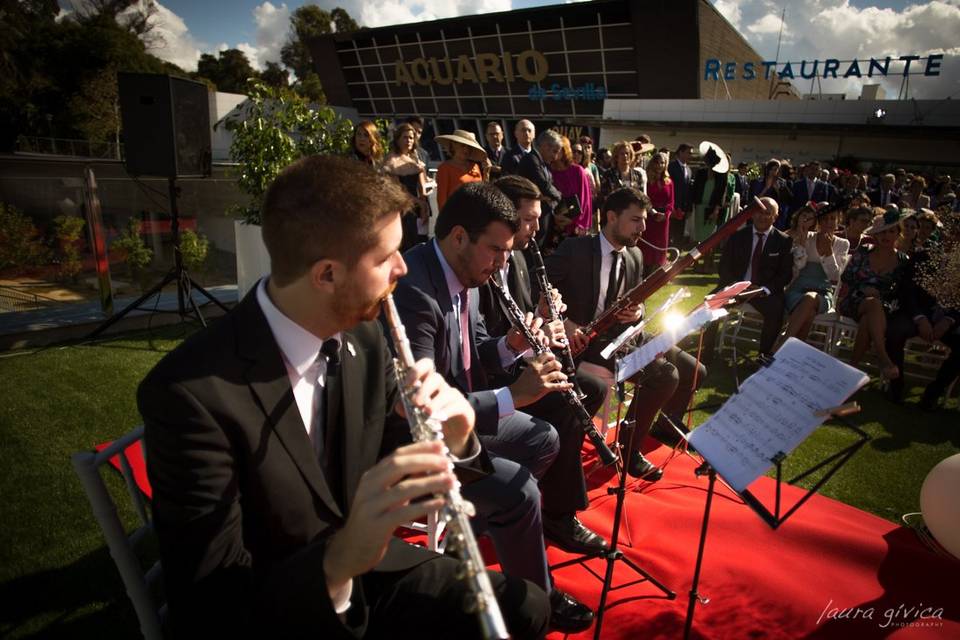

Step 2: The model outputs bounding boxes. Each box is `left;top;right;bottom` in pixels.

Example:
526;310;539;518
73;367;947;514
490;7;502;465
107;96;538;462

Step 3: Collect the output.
698;0;776;100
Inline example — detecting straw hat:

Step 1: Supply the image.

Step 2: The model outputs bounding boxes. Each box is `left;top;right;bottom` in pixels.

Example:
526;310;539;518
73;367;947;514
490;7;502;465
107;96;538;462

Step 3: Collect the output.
864;208;905;235
699;141;730;173
630;140;655;154
435;129;486;154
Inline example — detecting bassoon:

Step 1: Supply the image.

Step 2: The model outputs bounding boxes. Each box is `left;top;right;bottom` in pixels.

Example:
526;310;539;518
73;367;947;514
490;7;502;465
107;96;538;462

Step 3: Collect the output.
571;196;770;357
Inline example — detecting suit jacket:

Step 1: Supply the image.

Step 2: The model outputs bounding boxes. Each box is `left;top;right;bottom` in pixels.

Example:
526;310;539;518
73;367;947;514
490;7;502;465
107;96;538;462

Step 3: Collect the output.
791;178;834;209
717;225;794;296
139;289;432;638
500;146;529;175
667;158;693;212
390;241;511;437
486;145;508;167
541;235;643;362
869;188;900;207
478;249;535;340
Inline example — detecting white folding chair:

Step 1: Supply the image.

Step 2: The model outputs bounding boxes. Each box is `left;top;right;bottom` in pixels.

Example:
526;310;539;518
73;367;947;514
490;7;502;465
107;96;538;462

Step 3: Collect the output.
72;426;164;640
403;511;446;553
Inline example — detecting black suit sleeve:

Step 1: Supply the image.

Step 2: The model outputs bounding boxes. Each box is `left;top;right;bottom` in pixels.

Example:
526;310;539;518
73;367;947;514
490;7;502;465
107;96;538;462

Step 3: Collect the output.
140;379;358;639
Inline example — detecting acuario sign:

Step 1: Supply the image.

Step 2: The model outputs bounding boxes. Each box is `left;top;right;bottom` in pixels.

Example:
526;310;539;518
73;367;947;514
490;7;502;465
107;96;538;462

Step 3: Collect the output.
394;50;549;86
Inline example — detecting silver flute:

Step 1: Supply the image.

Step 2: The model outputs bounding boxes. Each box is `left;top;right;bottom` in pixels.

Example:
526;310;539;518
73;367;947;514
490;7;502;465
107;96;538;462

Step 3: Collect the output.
382;293;509;640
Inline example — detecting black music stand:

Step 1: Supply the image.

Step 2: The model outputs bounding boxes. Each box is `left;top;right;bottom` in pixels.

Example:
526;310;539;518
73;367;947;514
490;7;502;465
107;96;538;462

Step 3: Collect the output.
88;177;228;338
551;360;676;640
681;357;870;639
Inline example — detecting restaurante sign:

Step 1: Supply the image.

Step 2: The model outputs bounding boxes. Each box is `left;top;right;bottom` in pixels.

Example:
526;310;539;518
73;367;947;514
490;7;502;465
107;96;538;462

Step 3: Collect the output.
704;54;944;81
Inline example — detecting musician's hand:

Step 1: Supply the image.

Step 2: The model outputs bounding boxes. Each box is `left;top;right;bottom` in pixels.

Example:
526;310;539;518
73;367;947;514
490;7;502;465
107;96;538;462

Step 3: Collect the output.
508;351;573;407
614;302;644;323
323;441;452;599
507;312;545;352
536;289;567;319
567;322;589;353
398;358;475;457
545;318;567;349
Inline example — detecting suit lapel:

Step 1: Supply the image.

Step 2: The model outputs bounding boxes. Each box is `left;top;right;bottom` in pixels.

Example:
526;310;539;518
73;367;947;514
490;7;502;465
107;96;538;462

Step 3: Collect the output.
238;295;343;518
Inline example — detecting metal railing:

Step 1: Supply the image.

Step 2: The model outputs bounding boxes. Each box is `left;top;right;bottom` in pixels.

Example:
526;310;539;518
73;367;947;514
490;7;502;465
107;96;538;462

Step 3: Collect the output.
15;136;123;160
0;285;58;313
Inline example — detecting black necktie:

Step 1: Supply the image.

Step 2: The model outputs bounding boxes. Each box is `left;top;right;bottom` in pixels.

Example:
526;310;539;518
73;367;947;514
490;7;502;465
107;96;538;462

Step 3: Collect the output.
320;338;342;505
604;250;622;311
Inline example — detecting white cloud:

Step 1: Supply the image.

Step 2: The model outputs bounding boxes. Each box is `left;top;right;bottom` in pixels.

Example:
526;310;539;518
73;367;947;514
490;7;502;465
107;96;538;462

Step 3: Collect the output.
333;0;511;29
711;0;960;99
248;1;291;69
713;0;742;29
139;0;207;71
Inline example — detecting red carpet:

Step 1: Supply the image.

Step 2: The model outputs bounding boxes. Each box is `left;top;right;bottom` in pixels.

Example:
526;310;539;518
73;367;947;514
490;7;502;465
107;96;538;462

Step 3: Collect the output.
98;435;959;639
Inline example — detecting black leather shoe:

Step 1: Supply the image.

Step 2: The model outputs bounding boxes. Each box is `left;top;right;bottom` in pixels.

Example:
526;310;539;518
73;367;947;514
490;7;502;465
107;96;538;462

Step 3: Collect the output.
543;514;609;555
627;451;663;481
549;589;594;633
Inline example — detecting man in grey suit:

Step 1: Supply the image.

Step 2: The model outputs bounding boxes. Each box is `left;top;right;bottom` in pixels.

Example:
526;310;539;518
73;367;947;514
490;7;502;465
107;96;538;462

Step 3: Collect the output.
139;155;550;638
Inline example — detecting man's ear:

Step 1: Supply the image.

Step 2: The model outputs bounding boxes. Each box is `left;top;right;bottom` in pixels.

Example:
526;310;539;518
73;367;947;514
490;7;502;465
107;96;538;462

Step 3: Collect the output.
309;259;340;292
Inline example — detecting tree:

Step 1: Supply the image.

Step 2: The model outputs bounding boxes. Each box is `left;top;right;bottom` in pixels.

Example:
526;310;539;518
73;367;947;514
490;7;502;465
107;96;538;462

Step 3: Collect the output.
261;61;289;88
223;82;355;224
68;65;120;149
197;49;258;94
279;5;359;100
331;7;359;34
0;203;50;273
297;72;325;103
52;215;86;283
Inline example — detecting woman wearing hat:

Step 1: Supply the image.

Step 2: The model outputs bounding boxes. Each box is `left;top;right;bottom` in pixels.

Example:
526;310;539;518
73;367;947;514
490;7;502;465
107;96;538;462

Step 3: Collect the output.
435;129;489;210
837;209;911;380
780;204;850;344
689;141;729;270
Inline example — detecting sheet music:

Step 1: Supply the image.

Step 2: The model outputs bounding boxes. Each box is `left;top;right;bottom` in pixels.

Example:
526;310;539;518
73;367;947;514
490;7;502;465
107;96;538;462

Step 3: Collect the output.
689;338;869;492
615;305;727;382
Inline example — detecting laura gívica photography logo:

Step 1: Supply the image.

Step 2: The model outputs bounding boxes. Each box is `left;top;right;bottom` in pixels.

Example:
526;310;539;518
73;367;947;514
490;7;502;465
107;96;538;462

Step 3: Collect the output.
817;600;945;629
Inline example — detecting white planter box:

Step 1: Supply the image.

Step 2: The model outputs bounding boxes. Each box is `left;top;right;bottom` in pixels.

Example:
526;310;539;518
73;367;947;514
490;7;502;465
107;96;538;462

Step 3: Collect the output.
234;220;270;299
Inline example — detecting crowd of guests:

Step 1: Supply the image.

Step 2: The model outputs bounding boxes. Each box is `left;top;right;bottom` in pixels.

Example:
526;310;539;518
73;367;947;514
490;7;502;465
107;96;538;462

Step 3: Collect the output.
350;116;959;411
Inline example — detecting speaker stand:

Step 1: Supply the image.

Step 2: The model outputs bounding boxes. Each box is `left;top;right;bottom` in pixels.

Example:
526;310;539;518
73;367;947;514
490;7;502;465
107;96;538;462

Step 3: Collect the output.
88;177;229;339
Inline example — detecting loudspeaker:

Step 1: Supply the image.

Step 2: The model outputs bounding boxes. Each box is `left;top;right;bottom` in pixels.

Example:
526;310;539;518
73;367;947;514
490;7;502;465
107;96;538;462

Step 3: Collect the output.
118;73;212;178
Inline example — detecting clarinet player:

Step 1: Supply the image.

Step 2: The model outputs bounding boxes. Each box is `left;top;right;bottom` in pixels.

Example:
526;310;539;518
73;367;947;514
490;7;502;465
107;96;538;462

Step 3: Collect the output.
138;155;550;638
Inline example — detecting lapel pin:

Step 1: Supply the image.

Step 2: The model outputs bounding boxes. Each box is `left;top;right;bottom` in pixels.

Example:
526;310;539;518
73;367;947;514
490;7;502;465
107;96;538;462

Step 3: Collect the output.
346;341;356;357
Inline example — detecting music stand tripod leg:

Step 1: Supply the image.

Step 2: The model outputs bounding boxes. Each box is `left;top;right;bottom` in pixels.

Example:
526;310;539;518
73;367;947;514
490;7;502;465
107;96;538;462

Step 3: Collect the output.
684;464;717;640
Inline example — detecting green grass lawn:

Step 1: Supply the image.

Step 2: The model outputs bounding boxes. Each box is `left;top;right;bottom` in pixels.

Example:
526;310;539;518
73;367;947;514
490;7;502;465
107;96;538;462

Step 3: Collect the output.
0;275;957;638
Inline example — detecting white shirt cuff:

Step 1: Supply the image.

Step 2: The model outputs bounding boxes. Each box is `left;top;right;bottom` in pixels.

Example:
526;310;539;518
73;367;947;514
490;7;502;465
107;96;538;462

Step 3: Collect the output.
497;336;530;366
331;579;353;614
493;387;516;418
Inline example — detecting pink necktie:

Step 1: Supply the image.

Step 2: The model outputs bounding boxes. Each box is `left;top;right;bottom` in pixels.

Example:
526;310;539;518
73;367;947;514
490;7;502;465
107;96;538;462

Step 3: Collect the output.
459;289;472;391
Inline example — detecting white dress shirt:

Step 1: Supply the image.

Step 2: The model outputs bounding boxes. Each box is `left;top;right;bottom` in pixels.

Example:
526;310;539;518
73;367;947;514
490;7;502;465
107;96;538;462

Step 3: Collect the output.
255;279;352;613
742;227;773;283
595;231;625;318
432;240;519;417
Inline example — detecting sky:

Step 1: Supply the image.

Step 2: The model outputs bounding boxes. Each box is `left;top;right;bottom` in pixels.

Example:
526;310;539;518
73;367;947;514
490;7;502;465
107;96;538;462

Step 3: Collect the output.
69;0;960;99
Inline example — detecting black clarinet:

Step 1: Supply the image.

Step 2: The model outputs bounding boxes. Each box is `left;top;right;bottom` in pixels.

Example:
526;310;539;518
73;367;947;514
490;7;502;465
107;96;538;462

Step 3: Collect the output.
526;241;584;397
489;276;618;467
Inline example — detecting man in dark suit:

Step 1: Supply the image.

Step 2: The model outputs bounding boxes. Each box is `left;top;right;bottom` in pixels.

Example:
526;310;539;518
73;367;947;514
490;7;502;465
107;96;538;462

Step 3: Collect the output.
791;161;835;211
544;187;707;480
138;156;549;639
501;119;535;175
668;143;694;245
485;121;508;168
517;130;563;247
477;175;609;556
709;196;793;358
391;182;595;633
869;173;901;207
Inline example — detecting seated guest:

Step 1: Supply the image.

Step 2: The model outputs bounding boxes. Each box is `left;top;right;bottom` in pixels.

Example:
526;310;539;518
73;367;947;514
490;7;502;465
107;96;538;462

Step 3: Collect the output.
920;311;960;410
391;181;596;633
780;205;850;344
837;209;911;380
785;204;819;283
138;155;549;638
898;212;921;254
842;206;876;253
435;129;488;210
869;173;900;207
643;152;675;276
900;176;931;210
545;188;707;478
916;208;942;249
705;197;794;360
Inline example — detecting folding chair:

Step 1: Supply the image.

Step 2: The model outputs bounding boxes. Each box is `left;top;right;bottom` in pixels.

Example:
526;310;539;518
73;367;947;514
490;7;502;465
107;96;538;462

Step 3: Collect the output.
72;426;164;640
